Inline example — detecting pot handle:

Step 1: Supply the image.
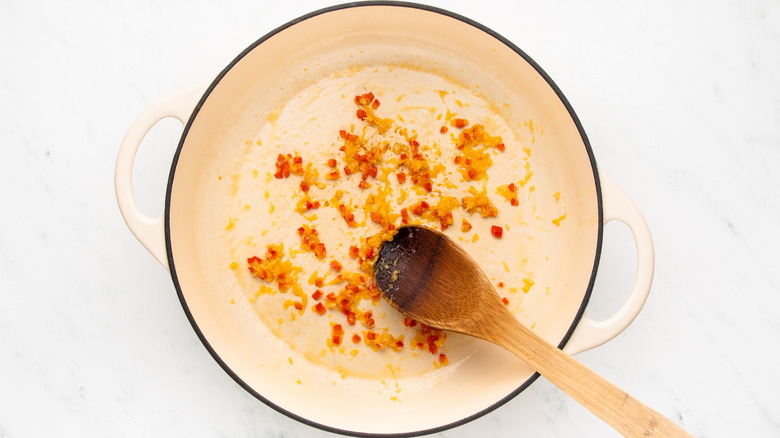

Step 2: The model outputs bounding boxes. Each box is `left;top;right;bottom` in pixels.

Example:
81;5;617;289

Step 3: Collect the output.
115;84;206;271
563;170;654;355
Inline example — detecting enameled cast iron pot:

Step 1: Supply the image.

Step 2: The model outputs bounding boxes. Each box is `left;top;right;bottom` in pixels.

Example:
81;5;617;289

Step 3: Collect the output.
116;2;654;436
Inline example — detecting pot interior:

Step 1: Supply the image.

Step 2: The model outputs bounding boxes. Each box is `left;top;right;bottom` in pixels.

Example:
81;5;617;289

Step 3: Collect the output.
167;4;600;435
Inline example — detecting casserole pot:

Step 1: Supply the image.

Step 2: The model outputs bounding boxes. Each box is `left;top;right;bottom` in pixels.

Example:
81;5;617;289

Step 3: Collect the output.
115;2;654;436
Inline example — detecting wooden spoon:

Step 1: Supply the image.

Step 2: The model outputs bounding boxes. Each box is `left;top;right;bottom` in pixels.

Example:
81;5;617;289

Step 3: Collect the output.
374;226;691;438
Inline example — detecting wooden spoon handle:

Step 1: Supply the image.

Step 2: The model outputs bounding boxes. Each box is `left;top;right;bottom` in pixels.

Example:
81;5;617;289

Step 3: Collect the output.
491;312;692;437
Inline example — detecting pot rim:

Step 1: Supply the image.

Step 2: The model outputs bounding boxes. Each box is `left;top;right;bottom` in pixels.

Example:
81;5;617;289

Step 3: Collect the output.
163;2;604;436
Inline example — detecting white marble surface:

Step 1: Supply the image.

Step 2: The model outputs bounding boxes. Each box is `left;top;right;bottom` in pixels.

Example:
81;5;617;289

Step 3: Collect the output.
2;1;779;436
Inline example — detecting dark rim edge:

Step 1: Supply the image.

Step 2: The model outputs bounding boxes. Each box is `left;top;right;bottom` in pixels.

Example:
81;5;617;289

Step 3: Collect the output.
164;1;603;437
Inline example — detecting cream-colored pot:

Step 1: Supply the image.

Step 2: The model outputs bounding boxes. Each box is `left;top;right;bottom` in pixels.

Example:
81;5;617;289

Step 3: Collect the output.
116;3;654;436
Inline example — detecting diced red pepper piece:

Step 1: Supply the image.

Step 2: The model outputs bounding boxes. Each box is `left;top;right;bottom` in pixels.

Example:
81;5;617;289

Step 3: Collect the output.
451;118;468;128
355;92;375;106
314;243;326;259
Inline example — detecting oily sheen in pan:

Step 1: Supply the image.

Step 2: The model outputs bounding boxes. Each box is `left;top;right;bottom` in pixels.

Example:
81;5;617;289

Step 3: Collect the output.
210;65;562;382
